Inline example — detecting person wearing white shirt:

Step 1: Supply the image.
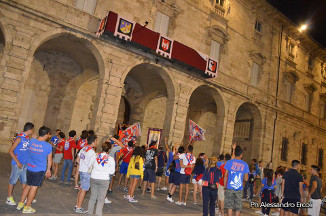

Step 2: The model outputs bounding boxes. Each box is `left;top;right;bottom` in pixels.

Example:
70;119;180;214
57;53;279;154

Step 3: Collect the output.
74;136;97;214
87;142;115;216
174;145;196;205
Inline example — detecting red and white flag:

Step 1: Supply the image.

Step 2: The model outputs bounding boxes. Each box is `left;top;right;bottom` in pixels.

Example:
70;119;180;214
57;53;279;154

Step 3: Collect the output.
189;120;206;143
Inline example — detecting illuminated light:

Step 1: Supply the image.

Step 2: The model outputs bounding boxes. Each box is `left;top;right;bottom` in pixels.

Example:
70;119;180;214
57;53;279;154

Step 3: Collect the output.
299;24;308;32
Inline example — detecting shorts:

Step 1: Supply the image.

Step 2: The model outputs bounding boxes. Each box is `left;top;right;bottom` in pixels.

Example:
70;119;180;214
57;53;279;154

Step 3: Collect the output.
175;173;190;185
53;153;63;164
192;178;203;186
119;161;129;175
308;198;321;216
218;184;225;201
169;171;175;184
224;189;243;212
9;164;27;185
281;198;300;214
26;170;45;187
80;172;91;191
129;175;141;179
143;169;156;183
156;167;164;177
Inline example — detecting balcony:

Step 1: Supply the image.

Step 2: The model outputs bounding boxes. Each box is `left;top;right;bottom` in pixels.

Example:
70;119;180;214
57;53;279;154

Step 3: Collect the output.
214;4;225;17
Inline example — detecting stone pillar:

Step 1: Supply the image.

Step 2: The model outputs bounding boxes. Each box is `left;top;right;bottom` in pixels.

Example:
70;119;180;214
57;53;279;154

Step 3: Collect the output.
0;31;32;151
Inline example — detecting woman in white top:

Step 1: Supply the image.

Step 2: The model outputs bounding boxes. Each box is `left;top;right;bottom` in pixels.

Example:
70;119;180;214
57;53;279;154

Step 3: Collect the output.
87;142;115;216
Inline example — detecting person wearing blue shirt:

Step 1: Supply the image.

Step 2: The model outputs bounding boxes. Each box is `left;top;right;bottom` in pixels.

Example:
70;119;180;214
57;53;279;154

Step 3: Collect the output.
216;154;225;168
7;122;34;206
17;126;53;214
224;145;249;216
50;129;61;147
260;169;276;216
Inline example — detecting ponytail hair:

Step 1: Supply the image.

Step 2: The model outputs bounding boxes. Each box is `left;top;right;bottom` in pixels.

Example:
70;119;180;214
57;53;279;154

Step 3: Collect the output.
266;169;274;186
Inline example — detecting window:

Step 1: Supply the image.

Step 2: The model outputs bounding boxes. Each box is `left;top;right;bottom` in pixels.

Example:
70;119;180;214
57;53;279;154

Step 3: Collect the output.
301;144;307;165
281;138;288;162
285;80;294;103
216;0;225;7
210;40;221;61
250;62;260;87
75;0;97;14
318;148;324;169
306;93;313;112
154;11;170;36
288;42;294;54
255;20;262;33
308;56;313;69
233;121;251;139
322;101;326;120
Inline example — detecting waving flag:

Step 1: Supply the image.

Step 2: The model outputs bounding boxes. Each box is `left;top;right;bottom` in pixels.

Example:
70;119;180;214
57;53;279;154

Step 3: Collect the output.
119;123;142;146
189;120;206;143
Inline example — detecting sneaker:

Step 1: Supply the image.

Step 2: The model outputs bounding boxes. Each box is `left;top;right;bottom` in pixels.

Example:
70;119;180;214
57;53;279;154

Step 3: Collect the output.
182;202;186;206
137;186;141;190
117;186;122;190
73;206;77;211
129;197;138;203
161;187;168;191
157;187;161;191
255;210;262;215
74;186;81;190
151;196;158;200
242;198;247;202
194;202;197;205
75;207;88;214
167;197;174;203
175;201;182;205
49;176;57;180
108;189;113;194
24;198;37;204
6;197;16;206
123;187;128;192
123;195;130;199
17;202;24;210
104;197;112;204
22;206;36;214
146;188;151;193
70;176;75;181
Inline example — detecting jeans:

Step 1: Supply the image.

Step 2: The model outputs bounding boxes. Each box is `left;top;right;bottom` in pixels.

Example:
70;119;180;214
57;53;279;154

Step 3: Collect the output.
243;182;254;200
202;186;218;216
87;178;110;216
60;159;73;182
9;164;27;185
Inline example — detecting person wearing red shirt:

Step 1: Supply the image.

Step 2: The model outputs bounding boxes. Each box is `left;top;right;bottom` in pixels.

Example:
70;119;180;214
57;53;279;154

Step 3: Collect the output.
218;144;235;216
117;141;134;191
60;130;76;184
49;132;65;180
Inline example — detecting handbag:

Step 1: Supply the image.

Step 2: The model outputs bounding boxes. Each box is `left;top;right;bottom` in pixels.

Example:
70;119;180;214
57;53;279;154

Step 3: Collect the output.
184;154;193;176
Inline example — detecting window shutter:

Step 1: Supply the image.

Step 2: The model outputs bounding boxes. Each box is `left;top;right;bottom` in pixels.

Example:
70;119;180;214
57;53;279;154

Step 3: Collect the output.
83;0;97;14
250;63;259;87
210;40;220;61
75;0;85;9
154;12;169;36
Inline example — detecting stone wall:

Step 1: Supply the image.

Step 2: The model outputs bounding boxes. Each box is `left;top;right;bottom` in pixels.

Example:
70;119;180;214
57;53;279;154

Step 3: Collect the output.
0;0;325;182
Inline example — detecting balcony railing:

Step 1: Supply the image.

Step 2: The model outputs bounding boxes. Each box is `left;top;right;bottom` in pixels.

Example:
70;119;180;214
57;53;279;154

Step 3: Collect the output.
214;4;225;17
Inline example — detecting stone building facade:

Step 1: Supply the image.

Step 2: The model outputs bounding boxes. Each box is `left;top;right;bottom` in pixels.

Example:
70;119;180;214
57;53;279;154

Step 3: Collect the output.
0;0;326;179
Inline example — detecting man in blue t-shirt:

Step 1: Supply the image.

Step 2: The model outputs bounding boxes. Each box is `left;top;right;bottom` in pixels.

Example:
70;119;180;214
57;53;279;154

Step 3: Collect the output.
50;129;61;147
17;126;53;214
7;122;34;206
224;145;249;215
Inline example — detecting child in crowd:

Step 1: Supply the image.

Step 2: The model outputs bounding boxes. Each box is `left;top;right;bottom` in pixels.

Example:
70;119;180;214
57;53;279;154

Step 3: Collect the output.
125;146;144;202
50;132;65;180
192;157;205;204
87;142;115;216
261;169;276;216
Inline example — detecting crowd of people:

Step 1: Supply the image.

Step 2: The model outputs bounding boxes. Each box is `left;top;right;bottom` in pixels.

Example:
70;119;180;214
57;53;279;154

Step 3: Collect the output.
5;122;324;216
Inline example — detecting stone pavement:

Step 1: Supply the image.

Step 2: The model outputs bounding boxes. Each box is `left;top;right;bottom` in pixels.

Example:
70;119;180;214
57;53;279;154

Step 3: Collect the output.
0;153;325;216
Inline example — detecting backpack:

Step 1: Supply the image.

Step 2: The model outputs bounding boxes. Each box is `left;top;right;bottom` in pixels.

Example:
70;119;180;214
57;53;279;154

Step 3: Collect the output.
249;173;255;183
169;160;176;172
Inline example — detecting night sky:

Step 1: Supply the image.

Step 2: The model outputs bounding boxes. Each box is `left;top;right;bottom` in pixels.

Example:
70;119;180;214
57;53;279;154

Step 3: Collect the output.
267;0;326;48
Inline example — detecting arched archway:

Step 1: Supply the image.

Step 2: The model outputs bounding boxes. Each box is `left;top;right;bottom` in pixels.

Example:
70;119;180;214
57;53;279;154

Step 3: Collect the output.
18;34;102;135
117;63;176;146
184;85;225;157
232;102;262;163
